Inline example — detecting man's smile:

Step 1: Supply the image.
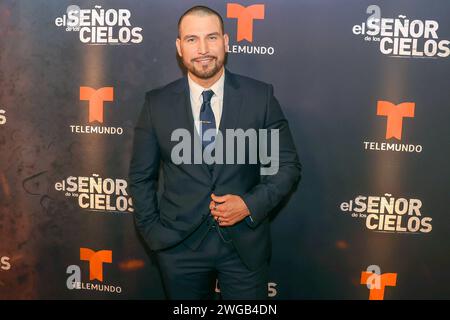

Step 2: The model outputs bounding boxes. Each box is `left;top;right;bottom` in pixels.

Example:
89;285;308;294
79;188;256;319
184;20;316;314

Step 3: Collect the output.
193;57;215;65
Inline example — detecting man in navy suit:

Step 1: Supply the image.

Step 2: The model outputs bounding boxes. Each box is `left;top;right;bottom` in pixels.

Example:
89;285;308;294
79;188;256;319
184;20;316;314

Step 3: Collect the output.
129;5;301;299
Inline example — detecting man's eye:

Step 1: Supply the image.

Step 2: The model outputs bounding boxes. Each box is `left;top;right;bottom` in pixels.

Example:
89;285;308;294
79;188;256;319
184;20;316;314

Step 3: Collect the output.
209;36;217;40
187;38;195;42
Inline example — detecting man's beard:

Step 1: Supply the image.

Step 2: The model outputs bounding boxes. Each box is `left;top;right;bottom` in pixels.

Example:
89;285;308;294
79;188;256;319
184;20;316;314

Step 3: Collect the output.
186;56;224;79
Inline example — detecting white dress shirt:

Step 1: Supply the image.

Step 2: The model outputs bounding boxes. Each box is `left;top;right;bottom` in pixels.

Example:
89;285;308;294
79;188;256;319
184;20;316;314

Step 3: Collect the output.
188;70;225;136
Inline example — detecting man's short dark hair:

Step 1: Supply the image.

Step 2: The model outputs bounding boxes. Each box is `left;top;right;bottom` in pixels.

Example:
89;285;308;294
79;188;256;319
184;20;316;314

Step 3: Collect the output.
178;5;224;38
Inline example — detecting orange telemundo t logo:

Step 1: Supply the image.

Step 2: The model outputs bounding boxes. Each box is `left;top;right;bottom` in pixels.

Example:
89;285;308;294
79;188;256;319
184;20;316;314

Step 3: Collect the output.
361;265;397;300
227;3;265;42
80;248;112;282
80;87;114;123
377;101;415;140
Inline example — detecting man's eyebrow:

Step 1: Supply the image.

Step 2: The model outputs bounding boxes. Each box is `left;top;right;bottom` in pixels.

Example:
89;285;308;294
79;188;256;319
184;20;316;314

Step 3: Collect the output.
183;32;221;40
183;34;198;40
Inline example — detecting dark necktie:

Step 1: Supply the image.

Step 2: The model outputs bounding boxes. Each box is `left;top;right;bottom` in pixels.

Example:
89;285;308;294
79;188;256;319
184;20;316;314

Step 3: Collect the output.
199;90;216;150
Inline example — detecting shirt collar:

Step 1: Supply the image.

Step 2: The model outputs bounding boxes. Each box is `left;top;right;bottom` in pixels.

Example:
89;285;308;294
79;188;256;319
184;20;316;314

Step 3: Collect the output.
188;69;225;102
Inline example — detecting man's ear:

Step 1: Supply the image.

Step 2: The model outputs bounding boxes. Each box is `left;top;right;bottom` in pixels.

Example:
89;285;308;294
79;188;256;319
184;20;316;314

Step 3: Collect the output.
224;33;229;49
176;38;182;57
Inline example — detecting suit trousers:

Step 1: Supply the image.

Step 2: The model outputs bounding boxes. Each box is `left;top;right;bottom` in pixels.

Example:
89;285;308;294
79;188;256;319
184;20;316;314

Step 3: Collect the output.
155;215;269;300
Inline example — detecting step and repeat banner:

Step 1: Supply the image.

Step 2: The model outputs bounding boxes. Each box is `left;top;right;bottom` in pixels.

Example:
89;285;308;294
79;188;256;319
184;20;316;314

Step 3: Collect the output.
0;0;449;299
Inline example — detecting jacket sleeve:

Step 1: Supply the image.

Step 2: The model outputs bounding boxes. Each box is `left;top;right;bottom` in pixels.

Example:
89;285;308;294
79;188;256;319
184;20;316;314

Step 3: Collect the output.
128;92;162;248
242;84;302;228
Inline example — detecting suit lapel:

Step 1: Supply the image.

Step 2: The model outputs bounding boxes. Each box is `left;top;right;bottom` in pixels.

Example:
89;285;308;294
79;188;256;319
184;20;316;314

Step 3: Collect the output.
176;76;213;178
212;70;243;184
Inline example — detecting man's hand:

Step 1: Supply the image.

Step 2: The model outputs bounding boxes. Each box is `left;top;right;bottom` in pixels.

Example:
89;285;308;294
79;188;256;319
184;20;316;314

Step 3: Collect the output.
209;193;250;227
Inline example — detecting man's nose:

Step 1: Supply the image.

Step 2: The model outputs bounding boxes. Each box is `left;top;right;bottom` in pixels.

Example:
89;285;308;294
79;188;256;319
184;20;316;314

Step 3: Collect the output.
198;38;209;54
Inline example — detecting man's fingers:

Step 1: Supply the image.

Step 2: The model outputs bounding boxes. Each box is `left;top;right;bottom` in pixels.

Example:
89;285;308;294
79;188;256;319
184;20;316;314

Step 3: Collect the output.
209;201;226;212
211;210;228;219
218;219;233;226
211;210;233;222
215;203;228;212
211;210;223;218
217;218;228;225
210;209;224;217
211;193;231;203
210;201;227;213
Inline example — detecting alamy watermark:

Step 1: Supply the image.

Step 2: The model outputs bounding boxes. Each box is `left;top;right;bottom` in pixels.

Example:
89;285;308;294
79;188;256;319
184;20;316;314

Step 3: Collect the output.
170;128;279;176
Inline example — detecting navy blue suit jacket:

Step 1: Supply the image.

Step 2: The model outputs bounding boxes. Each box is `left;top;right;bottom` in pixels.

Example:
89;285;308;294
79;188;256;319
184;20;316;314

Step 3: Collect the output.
129;69;301;270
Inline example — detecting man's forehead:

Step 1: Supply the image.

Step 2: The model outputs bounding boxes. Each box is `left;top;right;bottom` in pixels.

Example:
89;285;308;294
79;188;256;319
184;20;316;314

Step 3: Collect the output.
179;14;222;36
